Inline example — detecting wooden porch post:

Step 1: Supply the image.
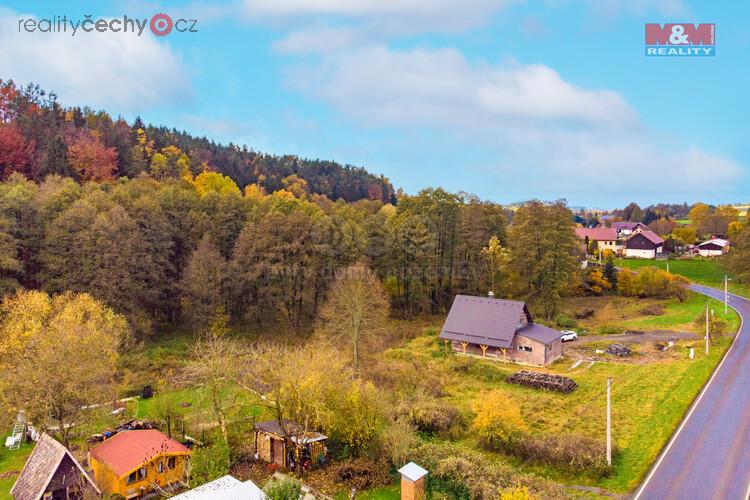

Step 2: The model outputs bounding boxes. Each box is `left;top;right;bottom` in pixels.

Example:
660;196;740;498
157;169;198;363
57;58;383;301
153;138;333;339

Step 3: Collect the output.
460;342;468;353
480;345;488;357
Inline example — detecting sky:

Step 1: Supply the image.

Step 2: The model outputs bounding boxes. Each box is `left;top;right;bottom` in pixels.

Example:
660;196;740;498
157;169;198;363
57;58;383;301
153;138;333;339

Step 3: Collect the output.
1;0;748;208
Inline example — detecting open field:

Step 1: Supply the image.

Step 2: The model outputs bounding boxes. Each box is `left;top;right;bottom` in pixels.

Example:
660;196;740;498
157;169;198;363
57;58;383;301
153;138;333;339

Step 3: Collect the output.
615;258;750;298
388;311;735;492
559;292;740;336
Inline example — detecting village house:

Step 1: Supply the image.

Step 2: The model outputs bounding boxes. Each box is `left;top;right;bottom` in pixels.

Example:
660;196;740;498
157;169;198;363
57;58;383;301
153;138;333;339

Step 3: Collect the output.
89;429;191;498
574;227;621;254
11;433;99;500
697;238;730;257
254;420;327;471
439;295;563;366
623;229;664;258
612;221;649;238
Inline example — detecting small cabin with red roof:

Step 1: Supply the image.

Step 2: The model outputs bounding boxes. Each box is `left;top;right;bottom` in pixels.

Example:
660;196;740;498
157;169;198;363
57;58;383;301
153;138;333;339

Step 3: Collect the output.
88;429;191;498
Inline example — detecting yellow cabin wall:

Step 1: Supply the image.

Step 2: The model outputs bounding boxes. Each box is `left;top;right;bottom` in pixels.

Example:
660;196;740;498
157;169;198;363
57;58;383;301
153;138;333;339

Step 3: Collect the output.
90;452;189;498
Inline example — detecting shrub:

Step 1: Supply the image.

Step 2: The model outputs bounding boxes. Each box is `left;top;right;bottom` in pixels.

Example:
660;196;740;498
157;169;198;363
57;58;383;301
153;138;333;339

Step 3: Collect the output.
395;396;464;438
189;440;230;487
472;391;526;451
506;371;577;393
618;267;689;301
500;484;536;500
334;457;390;490
640;304;665;316
514;434;613;477
555;314;577;329
378;418;419;467
263;478;301;500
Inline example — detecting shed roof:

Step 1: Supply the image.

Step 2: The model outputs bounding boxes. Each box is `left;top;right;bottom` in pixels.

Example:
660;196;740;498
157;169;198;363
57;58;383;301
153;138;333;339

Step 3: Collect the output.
516;323;564;345
398;462;428;482
698;238;729;248
574;227;618;241
11;433;98;500
439;295;531;349
254;420;327;444
172;475;266;500
89;429;190;477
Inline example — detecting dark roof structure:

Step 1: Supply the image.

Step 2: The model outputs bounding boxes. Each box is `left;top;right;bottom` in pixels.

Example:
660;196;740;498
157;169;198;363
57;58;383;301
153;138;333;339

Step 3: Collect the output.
89;429;189;477
516;323;564;344
625;230;664;246
440;295;532;349
11;433;98;500
612;221;647;231
440;295;561;348
255;420;327;444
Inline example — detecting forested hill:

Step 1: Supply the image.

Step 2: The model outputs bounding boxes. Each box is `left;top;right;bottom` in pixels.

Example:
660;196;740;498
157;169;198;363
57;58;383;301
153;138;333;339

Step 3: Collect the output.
0;80;395;203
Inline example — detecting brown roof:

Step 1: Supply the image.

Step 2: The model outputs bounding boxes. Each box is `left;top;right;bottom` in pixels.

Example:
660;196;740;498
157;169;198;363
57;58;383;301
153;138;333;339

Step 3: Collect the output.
89;429;190;477
11;433;98;500
626;230;664;245
574;227;618;241
255;420;327;444
439;295;533;349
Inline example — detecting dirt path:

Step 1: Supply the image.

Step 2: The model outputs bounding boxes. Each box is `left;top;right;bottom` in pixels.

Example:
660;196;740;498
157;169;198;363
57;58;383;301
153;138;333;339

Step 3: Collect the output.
570;330;698;345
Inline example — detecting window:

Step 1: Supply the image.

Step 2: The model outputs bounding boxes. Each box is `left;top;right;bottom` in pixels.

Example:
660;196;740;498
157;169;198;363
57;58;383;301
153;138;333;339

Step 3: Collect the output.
518;345;532;352
168;457;176;470
127;468;146;484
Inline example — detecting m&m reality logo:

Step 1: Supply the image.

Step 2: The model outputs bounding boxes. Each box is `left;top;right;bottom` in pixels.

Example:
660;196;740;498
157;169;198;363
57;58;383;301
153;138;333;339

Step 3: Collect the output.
645;23;715;56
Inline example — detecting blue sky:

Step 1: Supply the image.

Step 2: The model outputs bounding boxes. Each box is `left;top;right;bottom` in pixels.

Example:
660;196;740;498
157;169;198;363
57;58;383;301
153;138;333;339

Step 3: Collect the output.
1;0;748;207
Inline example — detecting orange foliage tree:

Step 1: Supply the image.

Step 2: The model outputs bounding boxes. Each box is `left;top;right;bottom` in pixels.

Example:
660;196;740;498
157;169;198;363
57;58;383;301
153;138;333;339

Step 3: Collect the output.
67;130;117;181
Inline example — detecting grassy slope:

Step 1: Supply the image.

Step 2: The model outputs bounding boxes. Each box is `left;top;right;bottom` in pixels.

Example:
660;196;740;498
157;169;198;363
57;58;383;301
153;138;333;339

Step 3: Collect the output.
0;443;33;500
388;293;737;492
561;292;740;335
615;257;750;298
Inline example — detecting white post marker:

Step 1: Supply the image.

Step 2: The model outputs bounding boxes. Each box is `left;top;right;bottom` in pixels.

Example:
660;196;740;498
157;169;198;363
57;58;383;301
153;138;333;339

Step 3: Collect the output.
705;303;709;355
725;274;729;315
606;377;612;466
689;347;694;360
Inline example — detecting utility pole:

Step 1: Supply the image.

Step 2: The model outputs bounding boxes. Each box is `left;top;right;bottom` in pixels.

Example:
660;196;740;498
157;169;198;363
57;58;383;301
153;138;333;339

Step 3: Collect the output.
705;303;710;355
606;377;612;466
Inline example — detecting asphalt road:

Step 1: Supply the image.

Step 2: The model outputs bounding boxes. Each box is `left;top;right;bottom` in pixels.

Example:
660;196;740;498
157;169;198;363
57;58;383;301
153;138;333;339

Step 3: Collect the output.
634;284;750;500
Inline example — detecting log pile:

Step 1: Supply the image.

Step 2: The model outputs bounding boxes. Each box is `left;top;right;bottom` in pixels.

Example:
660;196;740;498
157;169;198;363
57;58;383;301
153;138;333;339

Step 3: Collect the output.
506;370;578;393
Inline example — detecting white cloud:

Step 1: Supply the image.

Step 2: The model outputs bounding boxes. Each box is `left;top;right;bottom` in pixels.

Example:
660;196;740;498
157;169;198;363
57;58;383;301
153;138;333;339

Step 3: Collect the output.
285;45;741;199
0;8;192;112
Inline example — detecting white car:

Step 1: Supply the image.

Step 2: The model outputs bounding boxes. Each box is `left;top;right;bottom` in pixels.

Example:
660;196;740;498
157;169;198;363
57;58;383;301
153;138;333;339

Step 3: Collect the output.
560;330;578;342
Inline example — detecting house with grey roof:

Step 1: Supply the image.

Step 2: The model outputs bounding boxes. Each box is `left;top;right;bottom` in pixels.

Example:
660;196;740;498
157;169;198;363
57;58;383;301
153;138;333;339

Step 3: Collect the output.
439;295;563;366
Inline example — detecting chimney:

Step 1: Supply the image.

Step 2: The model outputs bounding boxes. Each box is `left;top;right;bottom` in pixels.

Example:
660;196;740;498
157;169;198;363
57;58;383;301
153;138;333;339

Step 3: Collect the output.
398;462;428;500
488;290;495;298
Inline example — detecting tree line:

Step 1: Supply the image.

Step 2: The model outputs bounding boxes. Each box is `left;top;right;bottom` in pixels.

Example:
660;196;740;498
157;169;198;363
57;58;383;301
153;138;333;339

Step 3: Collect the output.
0;172;580;335
0;80;394;203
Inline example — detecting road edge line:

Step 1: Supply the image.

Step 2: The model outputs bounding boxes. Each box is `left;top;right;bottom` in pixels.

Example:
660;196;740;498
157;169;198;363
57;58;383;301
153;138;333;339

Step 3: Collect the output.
633;287;746;500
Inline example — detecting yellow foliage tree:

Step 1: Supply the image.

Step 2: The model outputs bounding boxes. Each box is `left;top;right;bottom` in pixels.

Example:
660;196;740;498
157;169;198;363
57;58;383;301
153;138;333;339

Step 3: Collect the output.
472;390;526;450
193;171;241;197
0;290;129;447
500;484;536;500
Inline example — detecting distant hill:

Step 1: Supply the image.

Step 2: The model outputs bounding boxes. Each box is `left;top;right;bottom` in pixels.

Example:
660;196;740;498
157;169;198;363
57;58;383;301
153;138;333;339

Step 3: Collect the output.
0;79;395;203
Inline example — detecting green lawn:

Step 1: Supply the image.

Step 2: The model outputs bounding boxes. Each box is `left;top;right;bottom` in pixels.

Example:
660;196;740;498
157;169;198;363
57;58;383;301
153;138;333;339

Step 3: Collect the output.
615;257;750;298
335;485;400;499
388;297;738;493
0;443;33;500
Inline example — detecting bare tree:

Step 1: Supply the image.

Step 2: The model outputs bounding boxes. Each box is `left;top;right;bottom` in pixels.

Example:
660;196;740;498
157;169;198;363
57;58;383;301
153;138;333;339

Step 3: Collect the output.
318;263;390;368
189;311;240;446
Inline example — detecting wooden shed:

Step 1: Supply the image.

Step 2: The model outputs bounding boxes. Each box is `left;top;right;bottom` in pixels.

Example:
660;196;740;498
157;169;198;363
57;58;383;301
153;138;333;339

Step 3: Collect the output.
254;420;327;471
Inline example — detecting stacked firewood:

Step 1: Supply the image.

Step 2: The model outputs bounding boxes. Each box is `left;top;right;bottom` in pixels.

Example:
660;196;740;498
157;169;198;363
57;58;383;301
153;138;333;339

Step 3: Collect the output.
506;370;578;393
